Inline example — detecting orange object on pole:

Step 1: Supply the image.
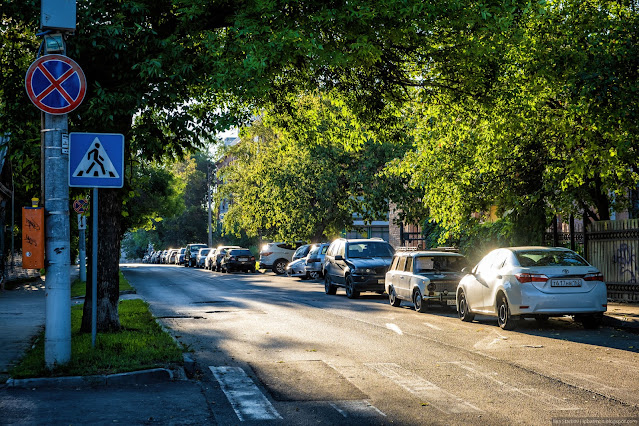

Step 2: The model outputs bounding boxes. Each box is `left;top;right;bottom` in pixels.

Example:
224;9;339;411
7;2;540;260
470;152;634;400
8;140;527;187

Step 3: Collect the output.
22;207;45;269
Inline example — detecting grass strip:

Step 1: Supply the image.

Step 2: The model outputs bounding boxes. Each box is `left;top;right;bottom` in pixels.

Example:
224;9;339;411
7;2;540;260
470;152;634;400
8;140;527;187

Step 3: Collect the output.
9;299;183;379
71;270;134;298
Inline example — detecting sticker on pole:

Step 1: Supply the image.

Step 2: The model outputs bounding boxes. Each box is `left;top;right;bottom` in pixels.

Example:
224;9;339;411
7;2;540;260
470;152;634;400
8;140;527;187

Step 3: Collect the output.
69;133;124;188
25;54;86;115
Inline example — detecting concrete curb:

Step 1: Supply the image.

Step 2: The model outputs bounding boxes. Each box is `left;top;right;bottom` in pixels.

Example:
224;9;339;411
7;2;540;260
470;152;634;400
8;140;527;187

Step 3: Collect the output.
5;367;183;389
603;314;639;330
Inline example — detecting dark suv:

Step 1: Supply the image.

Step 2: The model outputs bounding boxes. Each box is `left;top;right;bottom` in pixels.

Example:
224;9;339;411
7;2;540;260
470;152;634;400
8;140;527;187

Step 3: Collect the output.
220;249;256;273
185;243;207;267
323;238;395;299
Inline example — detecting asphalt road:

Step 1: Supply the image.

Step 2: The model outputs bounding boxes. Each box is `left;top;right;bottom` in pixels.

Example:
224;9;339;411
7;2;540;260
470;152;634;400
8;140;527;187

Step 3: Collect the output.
122;264;639;425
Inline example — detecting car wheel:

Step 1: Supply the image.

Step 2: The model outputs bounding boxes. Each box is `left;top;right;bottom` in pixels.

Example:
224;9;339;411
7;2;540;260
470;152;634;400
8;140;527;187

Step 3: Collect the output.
345;276;359;299
413;289;428;313
578;314;602;329
497;294;517;330
324;275;337;295
273;260;287;275
309;271;320;280
458;290;475;322
389;286;401;307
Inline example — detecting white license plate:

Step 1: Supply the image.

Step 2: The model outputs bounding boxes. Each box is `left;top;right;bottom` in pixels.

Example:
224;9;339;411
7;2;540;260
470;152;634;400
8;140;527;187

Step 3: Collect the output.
446;299;457;306
550;279;581;287
238;257;249;262
377;279;385;284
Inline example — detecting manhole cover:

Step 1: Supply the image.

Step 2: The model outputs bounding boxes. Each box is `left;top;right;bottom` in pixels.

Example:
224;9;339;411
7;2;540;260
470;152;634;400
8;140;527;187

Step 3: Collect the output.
249;360;367;401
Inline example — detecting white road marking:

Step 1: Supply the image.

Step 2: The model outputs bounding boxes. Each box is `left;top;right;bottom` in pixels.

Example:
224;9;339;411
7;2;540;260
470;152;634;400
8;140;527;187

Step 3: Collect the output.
444;361;580;411
473;333;509;350
424;322;443;331
366;363;482;414
386;323;403;335
330;400;387;418
209;366;282;421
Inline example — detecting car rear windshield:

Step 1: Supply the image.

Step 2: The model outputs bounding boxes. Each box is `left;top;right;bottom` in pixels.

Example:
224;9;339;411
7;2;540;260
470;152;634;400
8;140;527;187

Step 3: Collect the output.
190;245;206;252
199;249;210;255
415;255;467;273
514;250;589;267
229;250;252;256
346;242;394;258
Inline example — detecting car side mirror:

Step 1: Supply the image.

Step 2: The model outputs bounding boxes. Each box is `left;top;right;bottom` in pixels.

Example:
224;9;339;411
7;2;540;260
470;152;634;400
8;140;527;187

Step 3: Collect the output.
334;255;344;261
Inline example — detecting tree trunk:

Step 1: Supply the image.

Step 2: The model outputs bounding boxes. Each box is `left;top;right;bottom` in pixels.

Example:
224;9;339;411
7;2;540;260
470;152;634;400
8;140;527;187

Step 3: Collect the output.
81;188;122;332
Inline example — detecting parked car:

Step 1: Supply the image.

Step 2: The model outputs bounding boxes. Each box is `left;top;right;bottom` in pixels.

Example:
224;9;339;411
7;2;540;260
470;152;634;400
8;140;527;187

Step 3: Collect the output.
305;243;329;279
167;249;179;264
456;246;608;330
204;248;218;270
292;244;312;261
212;245;242;271
323;238;395;298
175;247;186;265
220;248;256;273
196;248;211;268
259;242;306;275
385;249;468;312
161;250;170;264
185;243;207;267
286;257;309;278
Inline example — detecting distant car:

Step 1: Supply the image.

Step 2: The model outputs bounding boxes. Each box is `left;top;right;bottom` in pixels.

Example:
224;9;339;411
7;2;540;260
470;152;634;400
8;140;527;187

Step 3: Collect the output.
305;243;329;280
220;248;256;273
212;245;242;272
175;247;186;265
286;257;308;278
323;238;395;298
204;248;217;270
259;242;306;275
185;243;208;267
167;249;179;264
292;244;312;261
457;246;608;330
161;250;170;264
196;248;211;268
385;250;468;312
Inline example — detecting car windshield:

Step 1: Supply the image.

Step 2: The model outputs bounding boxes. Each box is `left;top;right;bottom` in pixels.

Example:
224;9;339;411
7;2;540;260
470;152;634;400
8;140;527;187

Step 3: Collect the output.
514;250;589;267
200;249;210;255
415;255;467;273
346;242;394;258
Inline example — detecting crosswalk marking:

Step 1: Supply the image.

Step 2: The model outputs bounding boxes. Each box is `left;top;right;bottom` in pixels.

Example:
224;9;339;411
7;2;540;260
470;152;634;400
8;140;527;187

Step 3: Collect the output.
366;363;482;414
329;400;387;418
209;366;282;421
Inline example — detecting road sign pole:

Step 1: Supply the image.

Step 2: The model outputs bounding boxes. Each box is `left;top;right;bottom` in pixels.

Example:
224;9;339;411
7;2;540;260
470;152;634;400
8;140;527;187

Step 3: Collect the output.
43;111;71;367
92;188;98;347
78;214;86;282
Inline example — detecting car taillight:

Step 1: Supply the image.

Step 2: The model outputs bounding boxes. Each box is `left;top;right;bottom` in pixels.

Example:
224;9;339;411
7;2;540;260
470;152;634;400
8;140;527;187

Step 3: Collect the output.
230;256;236;261
251;256;255;261
584;272;604;281
515;273;548;283
261;252;273;257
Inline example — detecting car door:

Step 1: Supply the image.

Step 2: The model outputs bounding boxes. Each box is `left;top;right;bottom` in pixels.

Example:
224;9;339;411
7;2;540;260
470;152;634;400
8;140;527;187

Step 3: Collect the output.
481;250;509;310
333;241;347;284
465;251;497;311
395;256;410;298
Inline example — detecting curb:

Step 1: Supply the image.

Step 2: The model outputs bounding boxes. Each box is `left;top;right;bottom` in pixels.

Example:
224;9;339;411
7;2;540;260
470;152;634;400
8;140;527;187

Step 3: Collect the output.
602;314;639;331
5;367;182;389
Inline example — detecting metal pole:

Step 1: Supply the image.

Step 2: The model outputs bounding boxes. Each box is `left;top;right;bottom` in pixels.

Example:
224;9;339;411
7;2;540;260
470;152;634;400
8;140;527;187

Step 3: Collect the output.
43;112;71;367
92;188;98;347
79;214;86;281
207;163;212;248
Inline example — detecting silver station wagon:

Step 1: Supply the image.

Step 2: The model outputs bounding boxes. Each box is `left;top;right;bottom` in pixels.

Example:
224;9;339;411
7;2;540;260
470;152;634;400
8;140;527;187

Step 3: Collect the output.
385;249;468;312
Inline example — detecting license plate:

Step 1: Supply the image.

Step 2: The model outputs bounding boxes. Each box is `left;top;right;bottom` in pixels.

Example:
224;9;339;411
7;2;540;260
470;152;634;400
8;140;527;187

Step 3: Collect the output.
446;299;457;306
238;257;248;262
378;279;385;284
550;279;581;287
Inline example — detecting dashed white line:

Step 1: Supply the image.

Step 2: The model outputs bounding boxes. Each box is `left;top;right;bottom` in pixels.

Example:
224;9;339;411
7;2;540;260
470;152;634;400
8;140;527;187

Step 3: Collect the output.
209;366;282;421
366;362;482;414
424;322;443;331
386;323;403;335
330;400;387;418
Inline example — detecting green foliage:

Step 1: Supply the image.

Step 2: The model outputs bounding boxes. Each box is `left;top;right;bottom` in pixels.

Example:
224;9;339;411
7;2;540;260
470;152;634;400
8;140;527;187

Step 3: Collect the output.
9;300;182;379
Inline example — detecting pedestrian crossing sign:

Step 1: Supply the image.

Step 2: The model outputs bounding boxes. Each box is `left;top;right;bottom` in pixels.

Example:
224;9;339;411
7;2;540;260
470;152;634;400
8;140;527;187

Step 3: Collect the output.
69;133;124;188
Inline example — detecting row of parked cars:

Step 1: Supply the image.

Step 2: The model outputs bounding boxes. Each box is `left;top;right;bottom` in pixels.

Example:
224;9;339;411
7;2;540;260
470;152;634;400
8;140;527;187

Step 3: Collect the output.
278;238;608;331
144;244;257;273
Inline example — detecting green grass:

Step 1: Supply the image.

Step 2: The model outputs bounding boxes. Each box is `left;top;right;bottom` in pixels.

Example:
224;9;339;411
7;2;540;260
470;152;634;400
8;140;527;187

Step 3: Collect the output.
71;270;134;298
9;299;183;379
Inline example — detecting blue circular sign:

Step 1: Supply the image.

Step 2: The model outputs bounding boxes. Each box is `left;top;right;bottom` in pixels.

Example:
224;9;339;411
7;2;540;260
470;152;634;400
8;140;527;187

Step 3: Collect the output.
25;54;86;115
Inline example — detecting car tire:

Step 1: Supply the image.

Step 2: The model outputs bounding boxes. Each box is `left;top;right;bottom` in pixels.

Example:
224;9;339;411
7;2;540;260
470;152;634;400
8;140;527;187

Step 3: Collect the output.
578;314;602;329
458;290;475;322
309;271;320;280
413;289;428;313
273;259;287;275
324;275;337;295
389;286;401;307
497;294;517;330
345;276;359;299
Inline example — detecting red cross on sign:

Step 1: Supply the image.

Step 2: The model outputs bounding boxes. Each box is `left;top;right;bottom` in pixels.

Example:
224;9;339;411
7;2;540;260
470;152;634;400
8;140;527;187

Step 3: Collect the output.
25;54;86;115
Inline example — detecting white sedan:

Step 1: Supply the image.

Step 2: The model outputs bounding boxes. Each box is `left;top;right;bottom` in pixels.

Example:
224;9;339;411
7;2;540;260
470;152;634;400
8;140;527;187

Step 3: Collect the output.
456;247;607;330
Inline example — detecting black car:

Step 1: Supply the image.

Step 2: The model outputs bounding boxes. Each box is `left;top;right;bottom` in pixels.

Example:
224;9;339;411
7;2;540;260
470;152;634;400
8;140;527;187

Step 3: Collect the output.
220;249;256;273
185;243;207;267
323;238;395;298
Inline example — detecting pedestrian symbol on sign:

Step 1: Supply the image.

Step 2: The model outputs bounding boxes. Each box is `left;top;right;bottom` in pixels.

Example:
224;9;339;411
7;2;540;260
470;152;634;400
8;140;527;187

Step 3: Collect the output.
72;137;120;178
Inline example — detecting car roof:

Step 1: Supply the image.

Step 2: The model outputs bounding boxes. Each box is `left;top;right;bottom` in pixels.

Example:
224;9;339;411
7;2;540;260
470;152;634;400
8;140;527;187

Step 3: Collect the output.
337;238;389;243
506;246;573;252
394;250;465;257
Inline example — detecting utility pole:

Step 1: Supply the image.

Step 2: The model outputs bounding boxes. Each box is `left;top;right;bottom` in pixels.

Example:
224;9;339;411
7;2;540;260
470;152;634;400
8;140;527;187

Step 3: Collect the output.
207;162;213;248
